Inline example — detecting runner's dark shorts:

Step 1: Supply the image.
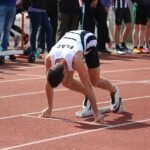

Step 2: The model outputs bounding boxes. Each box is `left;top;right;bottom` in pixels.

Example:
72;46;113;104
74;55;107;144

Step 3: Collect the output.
84;47;100;69
114;7;131;25
145;6;150;19
133;3;148;25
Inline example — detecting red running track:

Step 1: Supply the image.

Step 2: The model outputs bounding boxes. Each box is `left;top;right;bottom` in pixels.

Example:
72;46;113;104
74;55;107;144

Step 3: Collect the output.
0;54;150;150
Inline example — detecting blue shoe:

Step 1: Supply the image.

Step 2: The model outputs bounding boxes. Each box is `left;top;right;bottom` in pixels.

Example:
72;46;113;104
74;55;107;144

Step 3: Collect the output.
0;46;5;51
115;45;126;54
120;43;131;53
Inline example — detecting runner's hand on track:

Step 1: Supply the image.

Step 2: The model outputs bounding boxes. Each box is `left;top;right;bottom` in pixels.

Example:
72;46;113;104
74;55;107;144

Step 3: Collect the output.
39;107;51;118
94;112;105;124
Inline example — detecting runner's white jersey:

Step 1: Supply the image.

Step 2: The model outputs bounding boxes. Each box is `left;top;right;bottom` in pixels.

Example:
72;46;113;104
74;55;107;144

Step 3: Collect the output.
49;30;97;71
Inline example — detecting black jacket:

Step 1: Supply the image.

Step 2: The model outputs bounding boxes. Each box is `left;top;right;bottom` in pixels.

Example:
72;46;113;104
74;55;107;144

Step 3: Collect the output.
58;0;80;14
21;0;47;10
46;0;58;14
30;0;46;9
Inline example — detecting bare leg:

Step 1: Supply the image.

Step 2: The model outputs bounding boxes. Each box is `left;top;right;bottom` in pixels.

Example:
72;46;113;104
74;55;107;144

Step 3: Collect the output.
88;66;116;93
114;24;121;46
132;24;139;47
63;78;104;123
121;23;131;43
63;79;86;94
139;25;146;47
75;66;119;118
145;20;150;48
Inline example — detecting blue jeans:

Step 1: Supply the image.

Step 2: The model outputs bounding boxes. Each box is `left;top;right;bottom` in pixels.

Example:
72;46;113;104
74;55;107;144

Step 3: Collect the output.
0;6;16;50
28;11;52;52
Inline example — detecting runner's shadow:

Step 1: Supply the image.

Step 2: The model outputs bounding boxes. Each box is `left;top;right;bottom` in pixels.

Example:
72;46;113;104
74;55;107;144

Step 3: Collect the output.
51;116;105;130
50;111;150;130
83;111;133;123
106;112;150;130
79;112;150;130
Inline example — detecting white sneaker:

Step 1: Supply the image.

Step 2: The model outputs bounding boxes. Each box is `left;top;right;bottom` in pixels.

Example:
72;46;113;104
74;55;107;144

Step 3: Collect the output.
75;108;93;118
75;96;93;118
110;86;121;112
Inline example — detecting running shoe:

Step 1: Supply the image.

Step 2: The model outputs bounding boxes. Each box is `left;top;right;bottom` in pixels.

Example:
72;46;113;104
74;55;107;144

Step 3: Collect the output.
110;86;122;113
0;46;5;51
115;46;126;55
75;96;94;118
37;48;45;54
139;47;149;54
146;46;150;52
121;44;132;53
23;47;31;55
132;47;141;54
34;51;42;59
29;50;41;58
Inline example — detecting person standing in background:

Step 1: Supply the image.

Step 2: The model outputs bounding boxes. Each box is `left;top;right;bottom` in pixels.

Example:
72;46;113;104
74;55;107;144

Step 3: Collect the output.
37;0;58;54
56;0;80;41
101;0;112;51
145;19;150;51
81;0;112;54
142;0;150;52
132;0;149;54
0;0;16;51
27;0;52;55
10;0;29;48
112;0;132;54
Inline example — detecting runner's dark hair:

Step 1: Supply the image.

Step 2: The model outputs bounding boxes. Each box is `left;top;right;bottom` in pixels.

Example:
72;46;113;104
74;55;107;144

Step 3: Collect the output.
47;64;64;88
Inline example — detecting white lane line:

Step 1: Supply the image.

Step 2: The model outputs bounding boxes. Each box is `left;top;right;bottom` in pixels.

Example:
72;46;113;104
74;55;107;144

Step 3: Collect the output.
25;115;112;127
0;65;43;72
115;80;150;85
1;67;150;83
0;95;150;120
1;118;150;150
0;91;45;99
0;88;67;99
17;74;43;77
1;77;150;85
101;67;150;73
110;79;150;83
0;77;45;83
14;65;44;70
1;78;150;99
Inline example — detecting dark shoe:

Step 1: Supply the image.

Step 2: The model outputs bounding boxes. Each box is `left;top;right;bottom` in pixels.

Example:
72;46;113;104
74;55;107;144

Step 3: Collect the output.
101;49;111;54
23;47;31;55
37;48;45;54
116;45;126;54
120;43;131;53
